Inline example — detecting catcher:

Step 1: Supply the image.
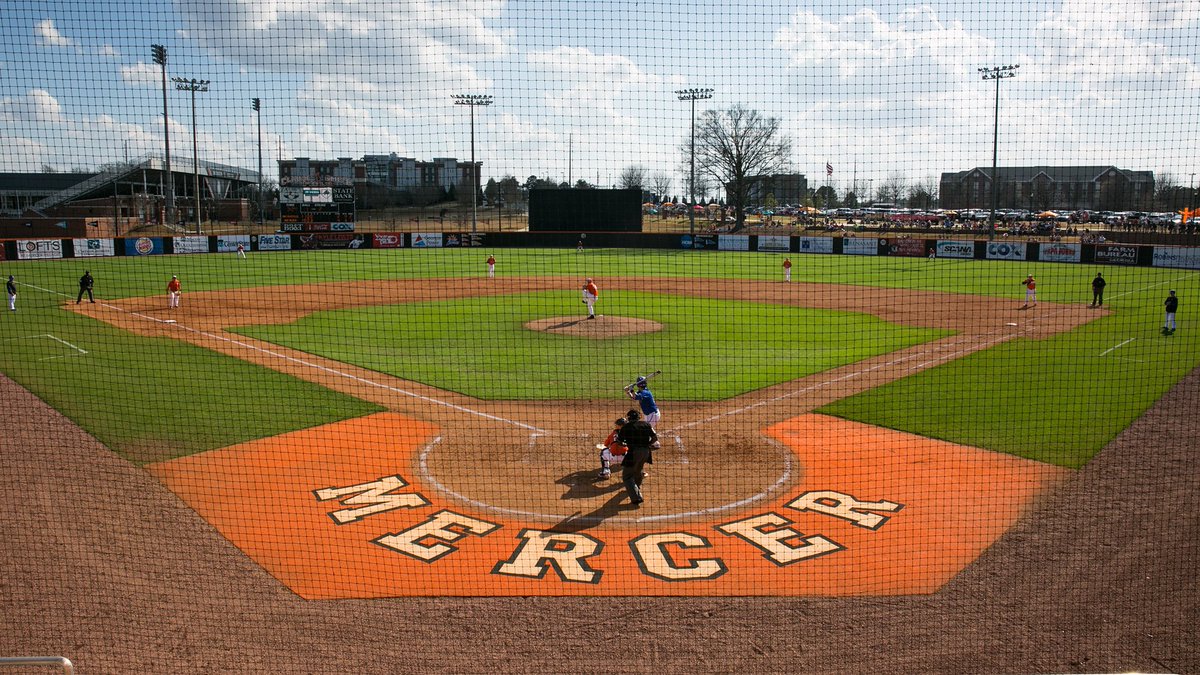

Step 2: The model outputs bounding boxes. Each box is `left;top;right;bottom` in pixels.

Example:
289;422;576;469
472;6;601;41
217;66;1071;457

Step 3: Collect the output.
596;416;628;479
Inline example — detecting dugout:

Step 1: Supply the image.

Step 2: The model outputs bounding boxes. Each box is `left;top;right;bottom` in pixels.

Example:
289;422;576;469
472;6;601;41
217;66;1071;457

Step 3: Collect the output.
527;188;642;232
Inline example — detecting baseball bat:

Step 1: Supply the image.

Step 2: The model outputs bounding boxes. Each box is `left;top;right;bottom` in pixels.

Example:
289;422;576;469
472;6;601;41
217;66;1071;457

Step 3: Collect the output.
623;369;661;393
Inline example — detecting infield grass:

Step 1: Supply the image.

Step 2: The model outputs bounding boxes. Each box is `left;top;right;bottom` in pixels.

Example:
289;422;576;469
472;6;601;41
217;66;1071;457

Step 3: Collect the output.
230;290;949;400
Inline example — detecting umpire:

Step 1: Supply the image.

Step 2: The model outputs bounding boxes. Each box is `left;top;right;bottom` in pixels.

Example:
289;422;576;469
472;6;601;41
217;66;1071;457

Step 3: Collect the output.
76;270;94;304
615;409;658;507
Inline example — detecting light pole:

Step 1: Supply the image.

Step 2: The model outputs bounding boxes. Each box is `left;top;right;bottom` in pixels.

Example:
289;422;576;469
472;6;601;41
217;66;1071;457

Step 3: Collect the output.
979;64;1018;239
451;94;493;232
151;44;173;225
1190;173;1196;212
173;76;209;234
252;98;263;229
677;88;714;236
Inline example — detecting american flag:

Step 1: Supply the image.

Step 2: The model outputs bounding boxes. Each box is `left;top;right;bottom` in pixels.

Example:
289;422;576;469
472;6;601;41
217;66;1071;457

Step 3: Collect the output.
826;162;833;177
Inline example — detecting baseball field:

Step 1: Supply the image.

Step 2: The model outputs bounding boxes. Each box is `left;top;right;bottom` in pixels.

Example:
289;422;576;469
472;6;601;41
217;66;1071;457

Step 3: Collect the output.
2;246;1197;669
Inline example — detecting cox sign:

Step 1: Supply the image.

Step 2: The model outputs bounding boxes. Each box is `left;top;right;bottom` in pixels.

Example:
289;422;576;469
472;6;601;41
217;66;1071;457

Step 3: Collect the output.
986;242;1027;260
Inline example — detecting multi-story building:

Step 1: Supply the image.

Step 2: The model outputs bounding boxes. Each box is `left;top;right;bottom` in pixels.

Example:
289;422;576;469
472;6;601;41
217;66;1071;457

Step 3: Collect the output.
940;166;1155;212
728;173;808;205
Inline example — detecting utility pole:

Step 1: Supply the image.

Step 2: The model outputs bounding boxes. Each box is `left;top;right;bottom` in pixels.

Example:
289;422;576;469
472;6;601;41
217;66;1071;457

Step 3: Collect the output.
451;94;493;232
676;88;714;236
979;64;1019;240
252;98;263;229
173;76;210;234
151;44;172;225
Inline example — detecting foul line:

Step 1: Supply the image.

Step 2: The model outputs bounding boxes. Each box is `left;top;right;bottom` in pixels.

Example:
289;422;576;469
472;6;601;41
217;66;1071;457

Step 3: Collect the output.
2;333;89;360
21;282;545;433
1099;338;1135;356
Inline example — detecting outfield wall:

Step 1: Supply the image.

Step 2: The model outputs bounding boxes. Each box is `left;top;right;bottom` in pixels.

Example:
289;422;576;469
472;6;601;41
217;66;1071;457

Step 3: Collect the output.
2;233;1199;269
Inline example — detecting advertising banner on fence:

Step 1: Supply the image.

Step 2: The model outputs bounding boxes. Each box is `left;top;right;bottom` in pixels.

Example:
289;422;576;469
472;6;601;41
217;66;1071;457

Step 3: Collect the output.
125;237;164;256
443;234;463;247
216;235;251;253
985;241;1027;260
297;233;366;250
680;235;718;249
17;239;63;260
1039;242;1081;262
797;237;834;254
331;222;356;232
843;237;878;255
719;235;750;251
412;233;443;248
372;233;404;249
1094;243;1139;265
936;240;975;259
72;238;115;258
758;235;790;253
255;234;293;251
886;238;926;257
173;236;209;254
1151;246;1200;269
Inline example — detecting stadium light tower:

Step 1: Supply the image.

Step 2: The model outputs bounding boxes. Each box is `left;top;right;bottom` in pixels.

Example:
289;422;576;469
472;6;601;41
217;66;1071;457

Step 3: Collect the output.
151;44;173;224
979;64;1019;240
452;94;493;233
252;98;263;228
676;88;714;236
173;76;210;234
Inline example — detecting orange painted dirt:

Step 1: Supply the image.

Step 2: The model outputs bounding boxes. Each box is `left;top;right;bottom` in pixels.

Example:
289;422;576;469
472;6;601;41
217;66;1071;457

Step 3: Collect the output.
149;412;1064;598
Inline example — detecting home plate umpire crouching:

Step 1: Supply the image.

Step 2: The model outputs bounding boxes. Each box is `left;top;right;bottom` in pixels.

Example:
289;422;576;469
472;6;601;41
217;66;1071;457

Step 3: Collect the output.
615;409;658;507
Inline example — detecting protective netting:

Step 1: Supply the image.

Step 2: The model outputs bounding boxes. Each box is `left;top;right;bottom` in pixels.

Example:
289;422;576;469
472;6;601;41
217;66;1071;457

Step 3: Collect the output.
1;1;1197;672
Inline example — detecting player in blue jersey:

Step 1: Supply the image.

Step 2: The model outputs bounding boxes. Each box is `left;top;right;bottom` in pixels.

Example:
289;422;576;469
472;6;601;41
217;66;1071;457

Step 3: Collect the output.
626;376;661;431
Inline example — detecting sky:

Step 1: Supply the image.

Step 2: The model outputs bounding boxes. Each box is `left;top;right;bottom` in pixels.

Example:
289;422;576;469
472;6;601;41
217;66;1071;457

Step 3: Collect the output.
2;0;1198;197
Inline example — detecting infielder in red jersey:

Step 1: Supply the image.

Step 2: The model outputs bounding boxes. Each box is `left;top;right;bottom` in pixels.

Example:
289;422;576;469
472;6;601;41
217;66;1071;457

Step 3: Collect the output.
1020;274;1037;309
167;275;182;309
486;254;496;278
782;257;792;282
597;417;628;479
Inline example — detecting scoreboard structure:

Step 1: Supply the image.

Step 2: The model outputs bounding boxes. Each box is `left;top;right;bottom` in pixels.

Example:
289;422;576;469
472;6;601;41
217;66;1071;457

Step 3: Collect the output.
279;186;356;232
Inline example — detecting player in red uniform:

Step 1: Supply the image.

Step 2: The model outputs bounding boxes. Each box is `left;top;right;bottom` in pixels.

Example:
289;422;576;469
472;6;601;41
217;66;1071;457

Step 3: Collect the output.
597;417;628;479
167;275;182;309
782;257;792;282
582;278;599;319
486;254;496;278
1020;274;1037;309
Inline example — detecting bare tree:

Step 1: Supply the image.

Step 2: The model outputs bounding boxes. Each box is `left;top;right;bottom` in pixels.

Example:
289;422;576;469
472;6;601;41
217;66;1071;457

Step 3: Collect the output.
650;173;672;202
618;165;647;190
876;173;908;205
691;104;792;230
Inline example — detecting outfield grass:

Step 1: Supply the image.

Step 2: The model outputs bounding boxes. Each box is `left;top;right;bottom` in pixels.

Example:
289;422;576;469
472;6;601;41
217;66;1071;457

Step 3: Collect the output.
2;247;1196;467
230;291;949;400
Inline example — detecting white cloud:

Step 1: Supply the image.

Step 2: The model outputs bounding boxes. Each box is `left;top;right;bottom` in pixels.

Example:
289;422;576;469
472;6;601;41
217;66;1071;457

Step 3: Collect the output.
99;44;120;57
0;89;66;124
34;19;72;47
120;62;160;86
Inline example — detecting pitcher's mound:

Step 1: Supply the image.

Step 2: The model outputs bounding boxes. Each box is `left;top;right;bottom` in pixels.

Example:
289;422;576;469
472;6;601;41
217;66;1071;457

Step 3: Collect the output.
525;315;663;338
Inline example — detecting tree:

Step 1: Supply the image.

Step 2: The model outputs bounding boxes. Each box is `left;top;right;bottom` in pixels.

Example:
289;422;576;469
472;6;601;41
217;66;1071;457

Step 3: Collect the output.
484;177;498;204
573;179;594;189
498;176;521;205
763;192;778;210
618;165;646;190
814;186;838;209
650;174;672;202
843;191;859;208
691;104;792;230
875;174;907;205
40;164;57;173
